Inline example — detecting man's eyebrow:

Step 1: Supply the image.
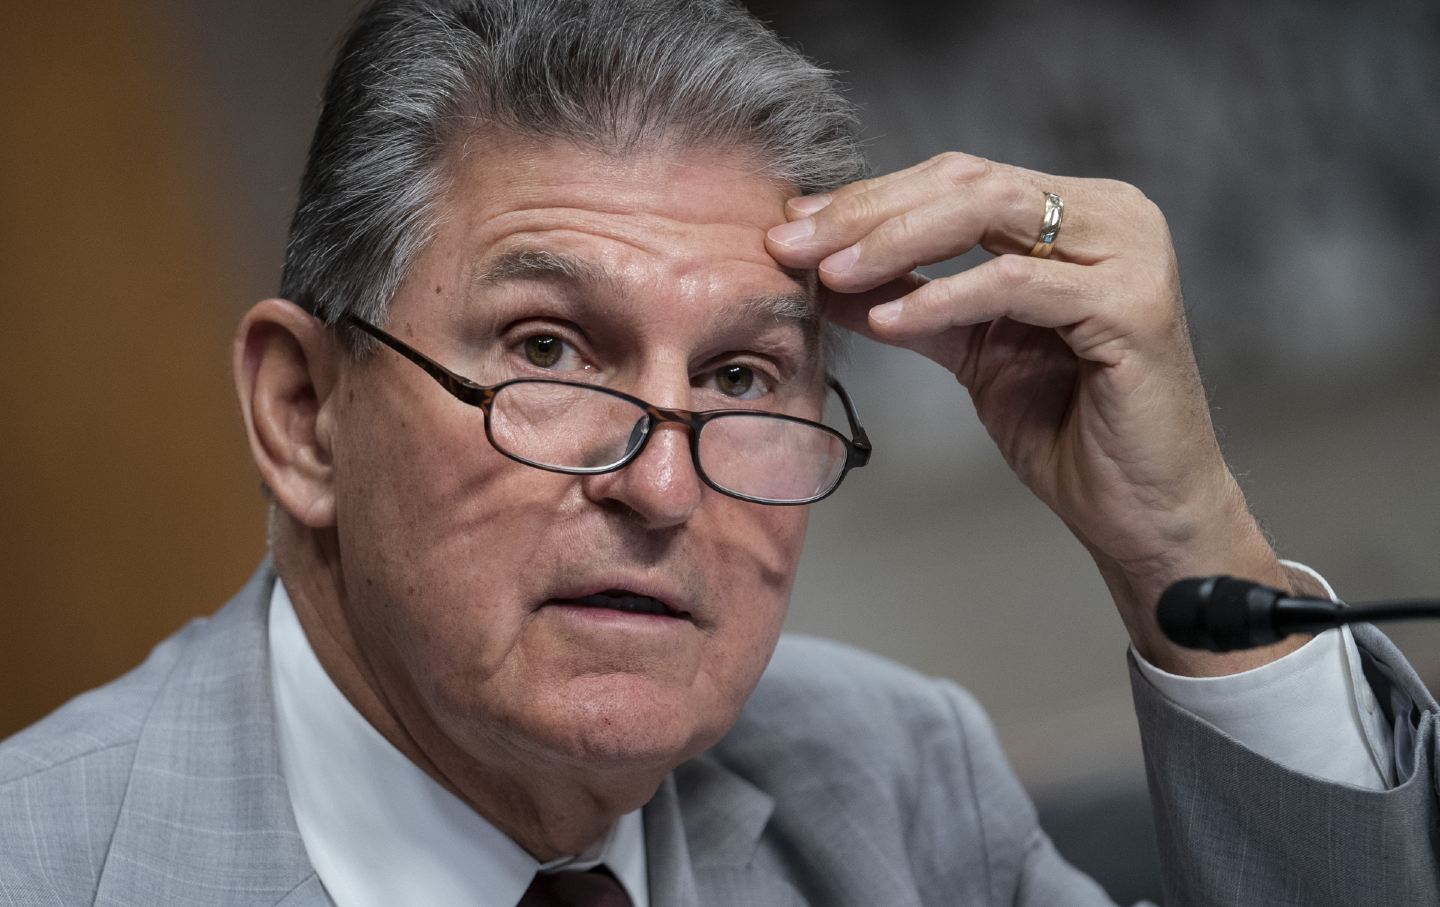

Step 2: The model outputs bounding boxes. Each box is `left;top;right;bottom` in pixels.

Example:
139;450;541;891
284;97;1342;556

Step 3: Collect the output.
471;248;612;289
729;291;819;330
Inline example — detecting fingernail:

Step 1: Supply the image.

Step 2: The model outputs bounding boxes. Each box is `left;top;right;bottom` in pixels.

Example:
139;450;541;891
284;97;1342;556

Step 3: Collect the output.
788;194;833;215
767;218;816;246
819;245;860;274
870;301;904;325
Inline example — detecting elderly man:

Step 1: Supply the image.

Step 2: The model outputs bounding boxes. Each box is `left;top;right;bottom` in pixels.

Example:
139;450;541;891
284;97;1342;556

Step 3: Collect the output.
2;0;1437;904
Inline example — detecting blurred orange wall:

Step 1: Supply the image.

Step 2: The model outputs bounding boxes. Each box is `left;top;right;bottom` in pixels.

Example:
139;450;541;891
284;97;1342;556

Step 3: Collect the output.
0;3;267;738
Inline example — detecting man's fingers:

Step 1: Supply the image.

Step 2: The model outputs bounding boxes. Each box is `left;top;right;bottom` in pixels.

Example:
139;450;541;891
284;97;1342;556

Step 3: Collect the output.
769;153;998;268
768;156;1113;298
782;152;971;220
772;157;1142;293
782;152;1183;374
866;255;1108;347
814;195;1001;293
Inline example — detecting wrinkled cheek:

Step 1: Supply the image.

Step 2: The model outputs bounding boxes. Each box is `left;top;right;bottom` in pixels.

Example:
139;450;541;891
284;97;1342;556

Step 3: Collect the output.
731;503;809;615
337;396;550;572
331;411;571;704
354;480;561;675
748;512;807;655
702;503;808;695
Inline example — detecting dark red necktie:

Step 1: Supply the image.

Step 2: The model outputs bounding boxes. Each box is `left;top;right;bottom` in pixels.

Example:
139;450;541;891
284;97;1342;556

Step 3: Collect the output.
517;867;634;907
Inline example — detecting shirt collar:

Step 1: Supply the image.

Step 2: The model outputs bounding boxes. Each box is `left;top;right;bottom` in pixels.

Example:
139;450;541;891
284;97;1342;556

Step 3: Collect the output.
268;579;649;907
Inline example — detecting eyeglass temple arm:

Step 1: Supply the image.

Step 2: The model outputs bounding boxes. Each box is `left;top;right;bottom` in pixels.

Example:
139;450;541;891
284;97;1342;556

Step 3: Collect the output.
340;314;485;401
826;376;872;468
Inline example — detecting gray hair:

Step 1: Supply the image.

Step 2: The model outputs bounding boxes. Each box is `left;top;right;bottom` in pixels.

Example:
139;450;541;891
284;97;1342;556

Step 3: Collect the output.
280;0;867;337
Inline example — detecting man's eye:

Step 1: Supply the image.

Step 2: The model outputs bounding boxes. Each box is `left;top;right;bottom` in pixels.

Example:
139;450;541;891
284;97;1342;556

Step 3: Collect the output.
523;335;565;369
715;364;761;399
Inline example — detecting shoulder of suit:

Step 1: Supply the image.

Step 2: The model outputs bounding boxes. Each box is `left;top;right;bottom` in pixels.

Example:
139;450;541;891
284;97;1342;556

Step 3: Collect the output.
0;614;211;787
756;633;988;728
0;562;274;789
715;633;997;784
0;614;216;898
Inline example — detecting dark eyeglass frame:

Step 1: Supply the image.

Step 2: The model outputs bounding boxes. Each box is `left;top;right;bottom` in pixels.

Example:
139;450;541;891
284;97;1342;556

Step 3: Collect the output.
339;313;872;505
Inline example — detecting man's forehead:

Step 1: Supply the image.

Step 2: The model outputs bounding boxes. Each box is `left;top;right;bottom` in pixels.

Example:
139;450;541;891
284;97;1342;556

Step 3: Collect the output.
469;246;820;334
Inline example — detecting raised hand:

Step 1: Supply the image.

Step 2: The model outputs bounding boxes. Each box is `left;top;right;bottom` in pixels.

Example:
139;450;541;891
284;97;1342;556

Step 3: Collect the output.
766;152;1304;674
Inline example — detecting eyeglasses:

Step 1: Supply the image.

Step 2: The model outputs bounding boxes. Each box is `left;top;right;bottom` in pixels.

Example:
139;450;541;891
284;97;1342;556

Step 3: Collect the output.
340;315;872;505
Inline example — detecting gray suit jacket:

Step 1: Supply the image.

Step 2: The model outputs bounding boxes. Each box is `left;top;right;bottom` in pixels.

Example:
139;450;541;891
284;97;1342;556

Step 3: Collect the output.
2;562;1437;905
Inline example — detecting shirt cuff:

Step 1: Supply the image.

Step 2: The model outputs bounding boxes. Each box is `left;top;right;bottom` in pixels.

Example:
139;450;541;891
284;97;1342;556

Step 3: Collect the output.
1133;560;1395;790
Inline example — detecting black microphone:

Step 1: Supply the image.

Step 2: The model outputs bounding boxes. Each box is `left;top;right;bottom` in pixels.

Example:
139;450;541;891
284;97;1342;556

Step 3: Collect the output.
1158;576;1440;652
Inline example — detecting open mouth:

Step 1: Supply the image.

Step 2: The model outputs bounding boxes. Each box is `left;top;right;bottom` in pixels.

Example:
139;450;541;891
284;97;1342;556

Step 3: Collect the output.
554;589;690;620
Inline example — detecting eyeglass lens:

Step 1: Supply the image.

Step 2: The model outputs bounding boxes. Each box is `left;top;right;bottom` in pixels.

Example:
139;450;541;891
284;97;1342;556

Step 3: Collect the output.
487;382;847;503
699;414;847;502
489;382;641;471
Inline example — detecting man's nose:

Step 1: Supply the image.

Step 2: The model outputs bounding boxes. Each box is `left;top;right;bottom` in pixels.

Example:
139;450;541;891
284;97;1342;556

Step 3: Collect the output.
580;419;704;529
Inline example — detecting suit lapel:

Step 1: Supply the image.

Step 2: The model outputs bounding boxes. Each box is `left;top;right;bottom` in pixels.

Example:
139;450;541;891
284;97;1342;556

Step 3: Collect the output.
642;775;703;907
646;753;810;906
273;875;336;906
95;561;321;905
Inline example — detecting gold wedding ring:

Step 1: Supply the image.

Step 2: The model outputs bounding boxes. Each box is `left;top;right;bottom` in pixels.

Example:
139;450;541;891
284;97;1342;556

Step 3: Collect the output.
1028;191;1064;258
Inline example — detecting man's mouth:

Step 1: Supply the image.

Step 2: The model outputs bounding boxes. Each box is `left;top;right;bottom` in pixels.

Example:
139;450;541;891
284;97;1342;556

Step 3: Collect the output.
551;589;691;620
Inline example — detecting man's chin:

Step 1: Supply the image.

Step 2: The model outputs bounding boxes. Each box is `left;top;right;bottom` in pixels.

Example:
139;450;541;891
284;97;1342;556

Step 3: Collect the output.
522;678;734;775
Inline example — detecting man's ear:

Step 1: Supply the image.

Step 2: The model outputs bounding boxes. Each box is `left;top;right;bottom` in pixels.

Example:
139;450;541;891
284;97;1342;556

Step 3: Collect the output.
233;298;342;528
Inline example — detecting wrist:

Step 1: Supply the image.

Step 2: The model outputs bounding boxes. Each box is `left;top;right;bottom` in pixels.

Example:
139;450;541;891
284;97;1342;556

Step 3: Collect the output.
1090;477;1310;676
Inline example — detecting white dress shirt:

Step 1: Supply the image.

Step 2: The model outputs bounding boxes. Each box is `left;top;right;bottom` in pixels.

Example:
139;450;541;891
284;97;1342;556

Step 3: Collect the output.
269;582;649;907
269;562;1393;905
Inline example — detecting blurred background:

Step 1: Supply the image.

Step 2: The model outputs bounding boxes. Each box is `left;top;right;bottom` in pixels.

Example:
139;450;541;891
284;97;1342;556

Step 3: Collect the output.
2;1;1437;901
